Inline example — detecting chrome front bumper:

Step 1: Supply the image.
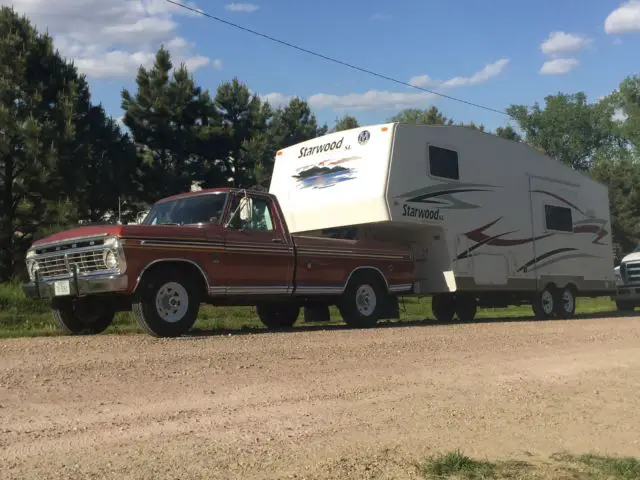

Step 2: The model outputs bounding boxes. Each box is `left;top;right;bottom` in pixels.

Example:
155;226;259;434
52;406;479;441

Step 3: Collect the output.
23;272;129;299
611;285;640;303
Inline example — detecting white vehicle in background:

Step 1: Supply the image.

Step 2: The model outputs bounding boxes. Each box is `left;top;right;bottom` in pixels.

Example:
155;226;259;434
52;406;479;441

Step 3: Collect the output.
612;246;640;311
269;122;617;322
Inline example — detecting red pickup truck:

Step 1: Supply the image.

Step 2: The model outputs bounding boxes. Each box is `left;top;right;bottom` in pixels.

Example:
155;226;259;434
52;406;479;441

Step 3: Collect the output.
23;188;415;337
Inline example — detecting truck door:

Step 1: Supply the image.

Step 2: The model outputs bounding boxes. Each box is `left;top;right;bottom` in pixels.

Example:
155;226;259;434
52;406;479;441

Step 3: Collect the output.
528;175;579;285
222;192;295;295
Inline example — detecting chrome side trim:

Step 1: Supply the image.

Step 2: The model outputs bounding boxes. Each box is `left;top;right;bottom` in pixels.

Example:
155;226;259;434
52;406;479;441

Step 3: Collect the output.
389;283;414;293
344;266;390;291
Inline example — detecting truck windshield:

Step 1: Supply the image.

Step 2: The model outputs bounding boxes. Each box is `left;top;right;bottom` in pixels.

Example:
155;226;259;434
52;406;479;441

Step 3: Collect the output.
142;193;228;226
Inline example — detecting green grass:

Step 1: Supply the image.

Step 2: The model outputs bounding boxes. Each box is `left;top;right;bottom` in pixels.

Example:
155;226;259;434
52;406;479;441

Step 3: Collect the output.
0;281;621;339
420;450;640;479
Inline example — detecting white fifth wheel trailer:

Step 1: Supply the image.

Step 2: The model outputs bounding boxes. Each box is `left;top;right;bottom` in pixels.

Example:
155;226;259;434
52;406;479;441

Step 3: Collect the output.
268;122;616;322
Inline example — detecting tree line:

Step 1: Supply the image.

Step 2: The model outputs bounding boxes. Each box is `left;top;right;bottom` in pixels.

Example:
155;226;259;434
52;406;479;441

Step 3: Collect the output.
1;7;638;281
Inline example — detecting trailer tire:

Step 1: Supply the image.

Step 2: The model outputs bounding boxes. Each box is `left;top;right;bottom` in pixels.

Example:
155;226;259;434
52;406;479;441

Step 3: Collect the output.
431;293;456;323
615;300;635;312
339;271;386;328
256;303;300;330
454;293;478;322
51;296;115;335
532;285;556;320
554;285;576;319
132;268;201;338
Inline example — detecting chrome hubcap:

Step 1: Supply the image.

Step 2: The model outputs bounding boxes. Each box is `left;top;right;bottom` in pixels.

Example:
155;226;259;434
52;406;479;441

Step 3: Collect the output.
155;282;189;323
355;285;376;316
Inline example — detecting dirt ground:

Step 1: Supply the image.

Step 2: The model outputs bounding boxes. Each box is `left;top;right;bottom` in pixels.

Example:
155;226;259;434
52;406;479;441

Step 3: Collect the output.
2;315;640;479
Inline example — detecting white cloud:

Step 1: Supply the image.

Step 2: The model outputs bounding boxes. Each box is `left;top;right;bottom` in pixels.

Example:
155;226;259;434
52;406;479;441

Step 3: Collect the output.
370;13;392;21
439;58;510;88
213;59;224;70
225;3;260;13
605;0;640;34
539;58;579;75
408;74;437;88
261;58;509;111
540;31;592;55
0;0;220;79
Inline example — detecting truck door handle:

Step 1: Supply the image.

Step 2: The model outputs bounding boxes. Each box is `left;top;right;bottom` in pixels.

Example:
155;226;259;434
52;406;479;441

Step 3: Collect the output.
271;237;283;243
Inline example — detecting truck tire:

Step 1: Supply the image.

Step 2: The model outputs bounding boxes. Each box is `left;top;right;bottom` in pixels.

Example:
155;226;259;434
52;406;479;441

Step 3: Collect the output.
256;303;300;330
132;269;201;338
51;296;115;335
554;285;576;319
454;293;478;322
431;293;456;323
339;271;386;328
615;300;635;312
532;285;556;320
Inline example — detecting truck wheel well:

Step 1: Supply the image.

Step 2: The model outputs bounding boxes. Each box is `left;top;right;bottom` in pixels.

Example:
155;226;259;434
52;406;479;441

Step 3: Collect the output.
344;267;389;293
134;260;209;297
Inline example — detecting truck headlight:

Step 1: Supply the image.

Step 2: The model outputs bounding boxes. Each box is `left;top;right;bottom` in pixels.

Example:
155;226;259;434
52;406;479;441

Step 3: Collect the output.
102;236;127;273
25;249;39;281
103;249;118;269
614;266;623;286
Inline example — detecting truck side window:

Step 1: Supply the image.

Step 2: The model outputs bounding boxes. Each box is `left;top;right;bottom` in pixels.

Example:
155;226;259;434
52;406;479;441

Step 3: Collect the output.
250;198;274;231
227;195;274;232
428;145;459;180
544;204;573;232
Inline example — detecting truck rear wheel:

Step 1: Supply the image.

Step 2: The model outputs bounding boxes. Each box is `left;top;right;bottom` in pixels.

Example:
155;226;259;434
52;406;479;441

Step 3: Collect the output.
454;293;478;322
339;271;386;328
132;269;201;337
431;293;456;323
51;296;115;335
256;303;300;330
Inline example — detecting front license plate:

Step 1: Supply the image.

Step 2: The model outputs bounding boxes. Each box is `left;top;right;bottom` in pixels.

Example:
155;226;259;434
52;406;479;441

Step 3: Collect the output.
54;280;71;296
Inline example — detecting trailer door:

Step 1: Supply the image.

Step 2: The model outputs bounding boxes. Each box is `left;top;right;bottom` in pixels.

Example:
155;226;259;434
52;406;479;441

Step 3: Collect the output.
528;175;580;287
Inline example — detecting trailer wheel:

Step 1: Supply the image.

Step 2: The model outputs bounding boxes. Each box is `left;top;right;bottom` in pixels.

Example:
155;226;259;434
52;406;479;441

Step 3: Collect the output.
256;303;300;330
132;269;201;337
431;293;456;323
51;296;115;335
615;300;635;312
339;271;386;328
454;294;478;322
532;285;556;320
554;286;576;319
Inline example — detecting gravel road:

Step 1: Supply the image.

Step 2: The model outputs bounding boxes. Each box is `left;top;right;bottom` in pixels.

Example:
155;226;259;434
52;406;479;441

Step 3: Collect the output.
2;315;640;479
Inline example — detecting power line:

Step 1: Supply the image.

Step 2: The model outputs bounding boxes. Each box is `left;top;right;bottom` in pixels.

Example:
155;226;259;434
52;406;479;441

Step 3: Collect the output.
165;0;510;118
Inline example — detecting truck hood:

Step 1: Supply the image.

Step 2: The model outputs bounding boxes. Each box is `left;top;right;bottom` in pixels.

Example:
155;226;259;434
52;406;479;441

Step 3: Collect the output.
32;225;124;247
622;252;640;263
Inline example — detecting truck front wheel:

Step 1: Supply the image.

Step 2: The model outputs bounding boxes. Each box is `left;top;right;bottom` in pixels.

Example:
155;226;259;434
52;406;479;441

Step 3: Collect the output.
339;271;386;328
256;303;300;330
132;269;201;337
51;296;115;335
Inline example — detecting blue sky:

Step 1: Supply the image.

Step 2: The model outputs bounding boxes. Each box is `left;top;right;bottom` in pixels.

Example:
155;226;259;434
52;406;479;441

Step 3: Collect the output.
4;0;640;132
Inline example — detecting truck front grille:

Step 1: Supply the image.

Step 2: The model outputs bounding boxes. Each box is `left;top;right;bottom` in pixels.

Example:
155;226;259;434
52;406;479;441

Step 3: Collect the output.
622;261;640;284
38;249;108;278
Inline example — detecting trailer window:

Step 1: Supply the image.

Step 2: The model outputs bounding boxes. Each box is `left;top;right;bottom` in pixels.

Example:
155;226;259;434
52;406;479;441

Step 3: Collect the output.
544;205;573;232
428;145;459;180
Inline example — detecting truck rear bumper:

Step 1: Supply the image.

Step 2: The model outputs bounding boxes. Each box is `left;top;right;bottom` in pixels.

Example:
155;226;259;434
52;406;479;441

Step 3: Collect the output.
23;273;129;300
610;285;640;304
